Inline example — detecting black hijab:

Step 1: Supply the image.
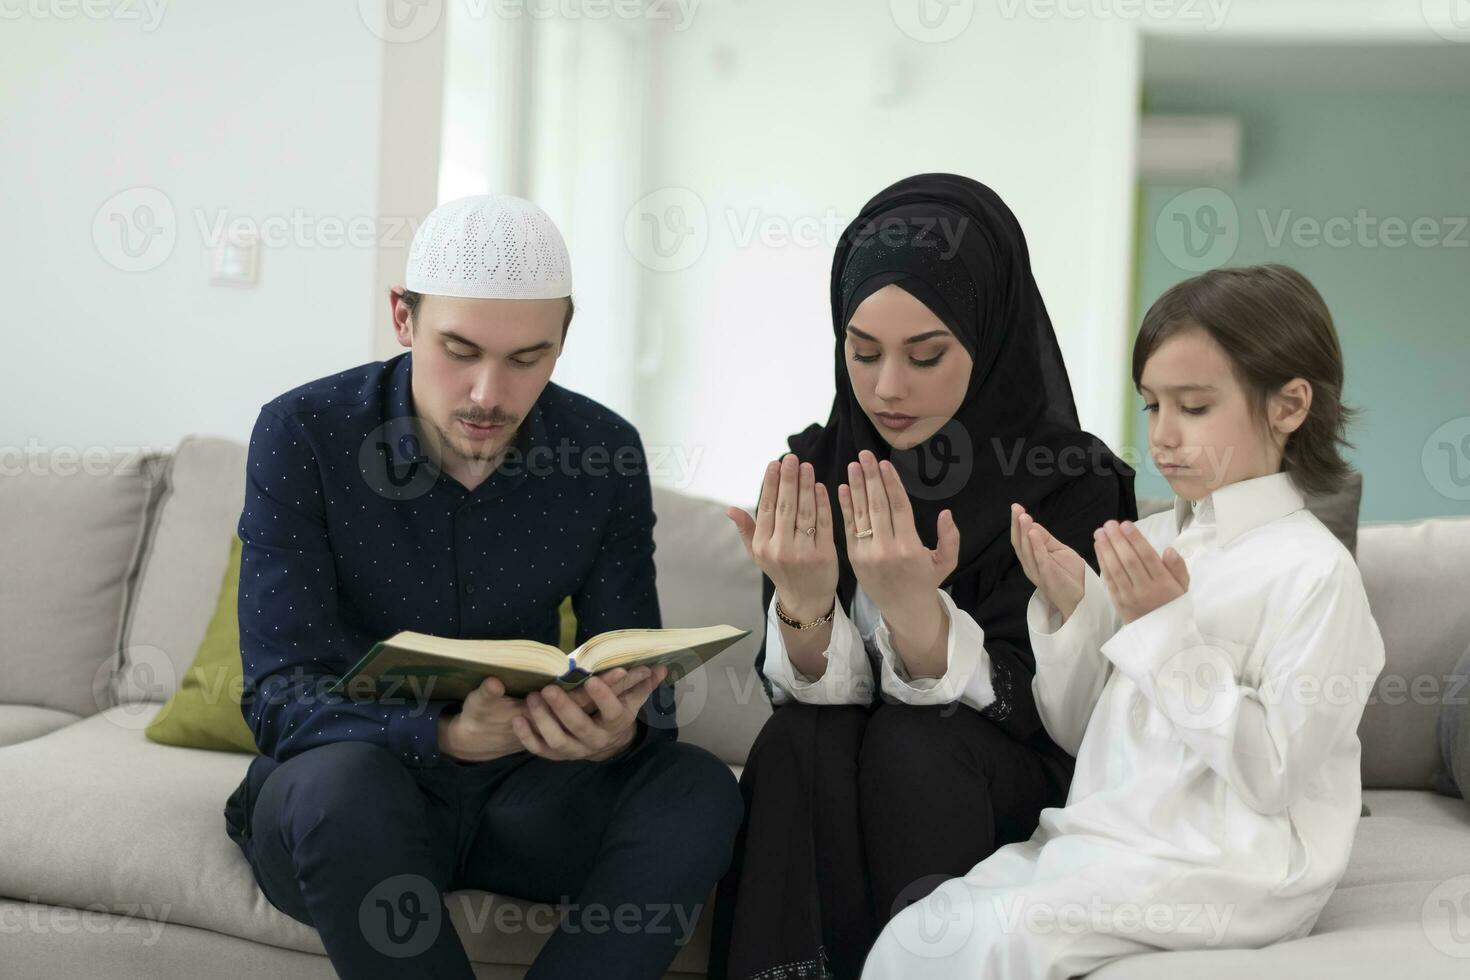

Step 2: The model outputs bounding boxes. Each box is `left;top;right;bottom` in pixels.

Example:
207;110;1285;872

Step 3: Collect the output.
787;173;1137;618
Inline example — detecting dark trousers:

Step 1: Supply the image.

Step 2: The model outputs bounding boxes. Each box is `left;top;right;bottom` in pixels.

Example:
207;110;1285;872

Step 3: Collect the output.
708;702;1067;980
226;737;743;980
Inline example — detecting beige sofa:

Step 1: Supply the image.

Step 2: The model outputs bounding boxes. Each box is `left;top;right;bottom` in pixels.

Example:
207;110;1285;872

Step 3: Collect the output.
2;435;1469;979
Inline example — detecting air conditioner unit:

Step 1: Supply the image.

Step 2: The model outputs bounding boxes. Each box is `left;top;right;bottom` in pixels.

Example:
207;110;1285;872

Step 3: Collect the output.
1138;115;1241;181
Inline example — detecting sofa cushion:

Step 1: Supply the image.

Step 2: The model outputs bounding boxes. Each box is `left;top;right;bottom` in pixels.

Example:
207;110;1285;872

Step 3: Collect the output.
1438;640;1470;799
0;449;163;716
1357;517;1470;790
1088;923;1468;979
1361;788;1470;832
652;487;770;766
1087;789;1470;977
0;704;82;747
0;901;660;980
115;437;248;706
0;706;721;973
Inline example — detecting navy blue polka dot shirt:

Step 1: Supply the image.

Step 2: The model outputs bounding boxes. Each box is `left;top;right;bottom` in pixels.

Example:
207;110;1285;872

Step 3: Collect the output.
234;350;670;769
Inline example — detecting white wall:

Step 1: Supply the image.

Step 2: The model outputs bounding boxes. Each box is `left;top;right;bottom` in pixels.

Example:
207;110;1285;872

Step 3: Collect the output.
628;2;1141;504
617;0;1456;505
437;8;655;420
0;2;438;456
5;0;1450;488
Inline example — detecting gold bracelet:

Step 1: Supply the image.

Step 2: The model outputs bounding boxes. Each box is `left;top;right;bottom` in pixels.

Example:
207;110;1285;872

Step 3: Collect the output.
774;596;836;630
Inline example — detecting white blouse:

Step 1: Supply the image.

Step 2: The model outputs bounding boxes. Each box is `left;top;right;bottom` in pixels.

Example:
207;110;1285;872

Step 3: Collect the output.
760;581;997;712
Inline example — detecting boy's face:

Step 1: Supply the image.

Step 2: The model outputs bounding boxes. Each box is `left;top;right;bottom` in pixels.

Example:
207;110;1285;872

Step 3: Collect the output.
1139;326;1292;501
391;290;565;483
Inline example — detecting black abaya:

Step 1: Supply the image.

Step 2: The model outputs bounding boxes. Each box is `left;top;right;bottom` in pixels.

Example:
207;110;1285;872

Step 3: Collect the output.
709;174;1137;980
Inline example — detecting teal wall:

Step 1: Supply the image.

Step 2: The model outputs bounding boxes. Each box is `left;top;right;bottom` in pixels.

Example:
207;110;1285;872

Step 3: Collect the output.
1132;85;1470;521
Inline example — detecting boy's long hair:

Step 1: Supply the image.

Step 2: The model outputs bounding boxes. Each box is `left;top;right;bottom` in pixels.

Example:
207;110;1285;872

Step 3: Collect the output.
1132;264;1357;497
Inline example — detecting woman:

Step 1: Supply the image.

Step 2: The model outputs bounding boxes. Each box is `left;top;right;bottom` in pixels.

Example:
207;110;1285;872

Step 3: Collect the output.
707;173;1138;980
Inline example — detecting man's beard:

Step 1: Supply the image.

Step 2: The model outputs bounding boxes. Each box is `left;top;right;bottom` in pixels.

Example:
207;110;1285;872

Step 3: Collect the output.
435;420;518;474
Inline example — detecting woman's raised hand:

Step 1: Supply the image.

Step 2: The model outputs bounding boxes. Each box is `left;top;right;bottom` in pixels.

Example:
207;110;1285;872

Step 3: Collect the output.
836;449;960;615
727;454;839;619
1010;502;1087;621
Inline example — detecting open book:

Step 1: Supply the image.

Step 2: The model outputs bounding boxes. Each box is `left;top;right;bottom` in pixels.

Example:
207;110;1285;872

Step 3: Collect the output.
328;625;749;702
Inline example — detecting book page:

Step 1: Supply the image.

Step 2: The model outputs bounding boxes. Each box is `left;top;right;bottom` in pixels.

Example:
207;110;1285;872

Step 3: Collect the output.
575;625;747;673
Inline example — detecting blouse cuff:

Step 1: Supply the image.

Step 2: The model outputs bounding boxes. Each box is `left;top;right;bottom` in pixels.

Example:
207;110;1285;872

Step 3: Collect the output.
873;589;995;712
760;595;873;705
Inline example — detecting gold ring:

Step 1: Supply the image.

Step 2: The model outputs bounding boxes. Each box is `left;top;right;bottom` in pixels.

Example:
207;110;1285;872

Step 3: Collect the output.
803;526;816;538
855;528;874;539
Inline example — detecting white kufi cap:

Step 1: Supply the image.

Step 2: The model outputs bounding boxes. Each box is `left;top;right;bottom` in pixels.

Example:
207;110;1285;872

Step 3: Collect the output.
405;194;572;300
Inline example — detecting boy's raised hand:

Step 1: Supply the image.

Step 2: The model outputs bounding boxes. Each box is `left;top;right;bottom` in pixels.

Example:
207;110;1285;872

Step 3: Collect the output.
1093;519;1190;624
1011;503;1087;621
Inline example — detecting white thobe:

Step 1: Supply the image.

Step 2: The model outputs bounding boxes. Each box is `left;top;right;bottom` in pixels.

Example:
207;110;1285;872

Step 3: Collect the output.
863;471;1386;979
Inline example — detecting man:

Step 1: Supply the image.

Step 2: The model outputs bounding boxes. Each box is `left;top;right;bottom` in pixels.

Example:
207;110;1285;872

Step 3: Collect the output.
222;195;742;979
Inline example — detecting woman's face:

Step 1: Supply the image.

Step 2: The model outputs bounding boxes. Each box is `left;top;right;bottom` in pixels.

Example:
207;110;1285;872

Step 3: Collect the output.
844;283;974;450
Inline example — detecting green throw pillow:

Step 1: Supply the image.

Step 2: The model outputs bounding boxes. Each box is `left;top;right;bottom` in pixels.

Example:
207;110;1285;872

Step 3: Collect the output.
145;535;258;754
144;533;581;753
